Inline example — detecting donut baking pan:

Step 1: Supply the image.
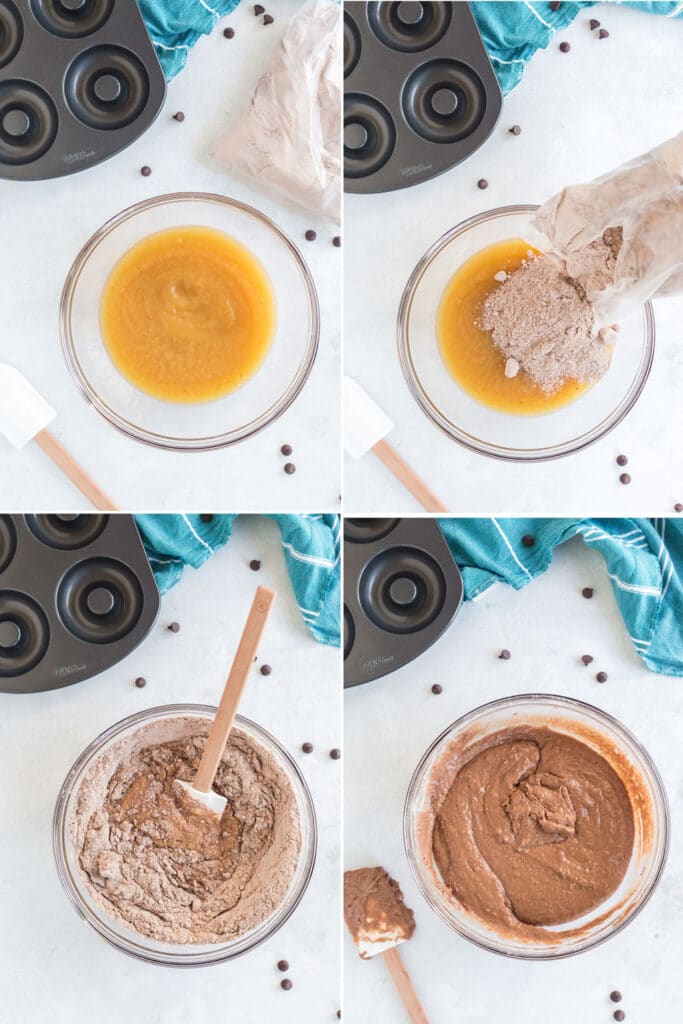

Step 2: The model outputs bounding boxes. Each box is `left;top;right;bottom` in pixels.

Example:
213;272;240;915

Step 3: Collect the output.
0;514;159;693
344;1;502;194
344;517;463;687
0;0;165;181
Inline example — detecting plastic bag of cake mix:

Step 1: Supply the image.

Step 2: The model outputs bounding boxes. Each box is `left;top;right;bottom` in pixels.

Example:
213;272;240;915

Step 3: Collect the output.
217;0;341;223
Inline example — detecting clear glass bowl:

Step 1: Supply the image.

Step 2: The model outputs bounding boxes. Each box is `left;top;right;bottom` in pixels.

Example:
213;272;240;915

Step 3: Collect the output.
53;704;317;967
60;194;320;451
397;206;655;461
404;694;669;959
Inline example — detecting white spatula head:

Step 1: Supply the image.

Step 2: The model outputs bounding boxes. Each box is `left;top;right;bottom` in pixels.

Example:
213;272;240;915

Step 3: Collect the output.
0;363;56;450
177;779;227;819
344;376;394;459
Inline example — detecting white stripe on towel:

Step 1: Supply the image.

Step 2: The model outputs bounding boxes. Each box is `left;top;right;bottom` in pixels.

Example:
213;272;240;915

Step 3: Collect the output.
282;542;337;569
607;573;661;597
182;514;214;553
491;520;533;580
524;1;553;30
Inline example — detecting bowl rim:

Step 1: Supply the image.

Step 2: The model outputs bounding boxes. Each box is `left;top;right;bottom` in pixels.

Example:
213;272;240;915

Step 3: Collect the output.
403;691;670;960
52;703;318;967
397;204;656;462
59;192;320;452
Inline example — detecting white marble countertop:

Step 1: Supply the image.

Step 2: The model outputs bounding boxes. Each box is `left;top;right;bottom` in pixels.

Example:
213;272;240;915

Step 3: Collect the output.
344;530;683;1023
0;515;341;1023
0;2;341;512
344;4;683;515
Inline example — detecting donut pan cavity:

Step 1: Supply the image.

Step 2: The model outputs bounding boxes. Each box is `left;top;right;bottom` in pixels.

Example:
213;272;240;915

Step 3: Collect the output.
344;517;463;687
0;513;159;693
0;0;165;180
344;1;502;194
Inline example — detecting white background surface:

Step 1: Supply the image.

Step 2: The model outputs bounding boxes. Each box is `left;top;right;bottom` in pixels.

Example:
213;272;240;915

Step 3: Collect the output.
0;2;341;512
0;515;341;1024
344;4;683;515
344;530;683;1023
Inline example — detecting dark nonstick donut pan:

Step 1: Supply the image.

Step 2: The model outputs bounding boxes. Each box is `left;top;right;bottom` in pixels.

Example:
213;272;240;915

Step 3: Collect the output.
0;0;166;180
344;1;502;193
344;517;463;687
0;513;159;693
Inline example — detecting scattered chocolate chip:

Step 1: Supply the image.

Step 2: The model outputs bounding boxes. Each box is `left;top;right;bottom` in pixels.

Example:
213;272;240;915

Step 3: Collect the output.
498;649;511;660
168;622;180;633
263;13;274;25
477;178;488;189
249;559;261;571
616;454;628;466
223;26;235;38
200;513;213;523
284;462;296;475
281;979;293;991
610;992;622;1004
305;230;317;242
675;503;683;513
599;28;610;39
559;41;571;53
619;473;631;485
589;18;600;29
173;111;185;123
581;654;594;666
281;444;293;456
549;1;561;9
613;1012;625;1022
330;748;341;760
140;165;152;176
277;960;289;972
596;671;608;683
260;664;272;676
522;534;535;548
582;588;594;599
254;4;264;13
509;125;522;135
337;1013;341;1020
431;684;443;695
332;236;342;247
302;742;314;754
134;676;147;688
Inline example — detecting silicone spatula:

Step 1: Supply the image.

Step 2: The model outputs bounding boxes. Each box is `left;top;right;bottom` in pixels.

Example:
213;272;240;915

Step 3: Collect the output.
178;585;277;818
344;376;448;513
0;363;116;510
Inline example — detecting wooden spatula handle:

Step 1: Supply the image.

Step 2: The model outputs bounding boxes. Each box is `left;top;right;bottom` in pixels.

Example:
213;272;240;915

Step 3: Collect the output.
382;946;431;1024
372;439;448;513
34;429;117;511
193;586;277;794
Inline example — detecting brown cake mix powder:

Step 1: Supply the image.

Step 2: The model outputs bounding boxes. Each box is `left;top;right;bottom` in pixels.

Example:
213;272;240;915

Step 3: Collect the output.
70;716;301;945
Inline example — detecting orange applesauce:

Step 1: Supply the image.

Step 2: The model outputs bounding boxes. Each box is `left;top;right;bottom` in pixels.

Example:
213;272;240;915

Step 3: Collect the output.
437;238;589;415
100;226;276;404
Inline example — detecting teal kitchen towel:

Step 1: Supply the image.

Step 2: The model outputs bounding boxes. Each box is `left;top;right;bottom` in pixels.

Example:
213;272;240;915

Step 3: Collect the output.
438;518;683;678
135;513;341;648
138;0;241;78
471;2;683;94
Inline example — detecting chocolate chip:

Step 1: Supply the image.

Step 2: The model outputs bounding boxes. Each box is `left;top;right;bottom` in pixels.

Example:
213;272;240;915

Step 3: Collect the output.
280;444;293;456
254;4;264;13
249;559;261;571
522;535;535;548
599;28;610;39
277;960;289;972
582;587;594;599
284;462;296;475
332;236;342;247
498;649;511;660
596;671;608;683
616;454;628;466
168;622;180;633
223;27;235;38
619;473;631;485
675;503;683;513
134;676;146;688
305;230;317;241
260;664;272;676
330;748;341;760
337;1014;341;1020
302;742;314;754
200;513;213;523
509;125;522;135
549;1;561;9
477;178;488;189
140;166;152;176
613;1012;625;1022
173;111;185;122
610;992;622;1004
581;654;594;666
559;41;571;52
281;979;293;991
264;13;274;24
589;18;600;29
431;684;443;695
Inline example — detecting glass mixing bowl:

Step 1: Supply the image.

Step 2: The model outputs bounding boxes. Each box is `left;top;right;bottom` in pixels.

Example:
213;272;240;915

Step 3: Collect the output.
398;206;655;461
404;694;669;959
53;704;317;967
60;194;319;451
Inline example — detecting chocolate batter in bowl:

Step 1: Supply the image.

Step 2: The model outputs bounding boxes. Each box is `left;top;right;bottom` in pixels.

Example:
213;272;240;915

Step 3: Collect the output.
53;705;317;966
404;694;668;958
